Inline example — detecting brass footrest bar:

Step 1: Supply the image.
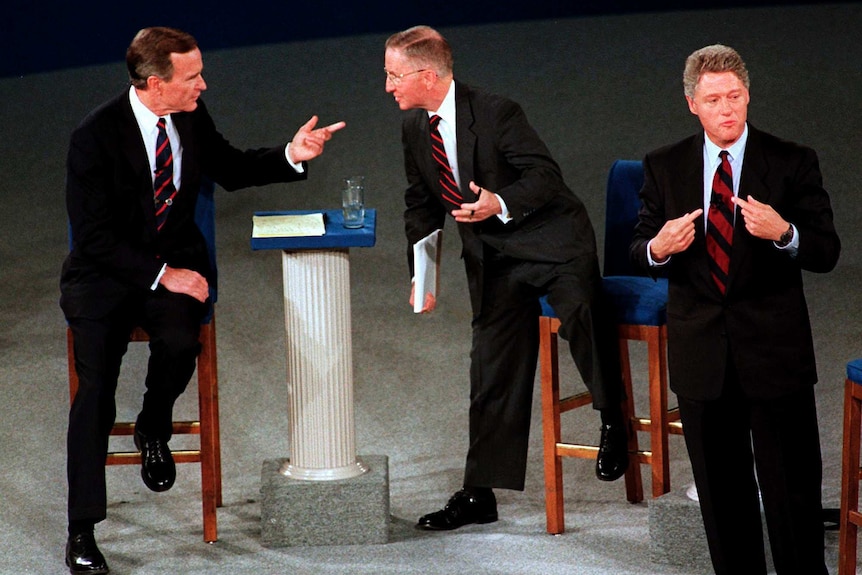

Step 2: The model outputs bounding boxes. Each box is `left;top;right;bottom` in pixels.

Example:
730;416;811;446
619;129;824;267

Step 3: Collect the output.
555;443;653;466
108;421;202;435
106;449;202;466
556;444;598;459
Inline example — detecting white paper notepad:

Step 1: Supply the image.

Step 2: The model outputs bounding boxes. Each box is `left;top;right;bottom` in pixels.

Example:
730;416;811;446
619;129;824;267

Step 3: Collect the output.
252;213;326;238
412;229;442;313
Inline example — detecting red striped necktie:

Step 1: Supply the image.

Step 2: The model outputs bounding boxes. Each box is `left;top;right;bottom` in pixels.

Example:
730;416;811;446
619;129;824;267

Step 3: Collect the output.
429;114;462;208
154;117;178;232
706;150;734;294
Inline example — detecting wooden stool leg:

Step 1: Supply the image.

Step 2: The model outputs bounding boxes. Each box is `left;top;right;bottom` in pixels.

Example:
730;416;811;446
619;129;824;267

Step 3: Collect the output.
197;321;219;543
540;316;565;535
647;327;670;497
840;378;861;575
619;337;644;503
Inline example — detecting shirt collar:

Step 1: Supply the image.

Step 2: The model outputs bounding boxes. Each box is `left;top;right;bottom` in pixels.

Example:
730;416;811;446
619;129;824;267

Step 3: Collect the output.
128;85;172;137
704;122;749;166
428;80;456;126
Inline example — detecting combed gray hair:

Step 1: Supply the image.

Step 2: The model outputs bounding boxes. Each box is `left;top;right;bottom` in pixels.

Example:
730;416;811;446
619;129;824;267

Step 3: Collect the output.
385;25;453;77
683;44;749;99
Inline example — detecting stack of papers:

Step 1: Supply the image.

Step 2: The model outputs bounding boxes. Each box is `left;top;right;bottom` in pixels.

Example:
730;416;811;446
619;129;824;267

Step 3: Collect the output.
413;229;442;313
252;213;326;238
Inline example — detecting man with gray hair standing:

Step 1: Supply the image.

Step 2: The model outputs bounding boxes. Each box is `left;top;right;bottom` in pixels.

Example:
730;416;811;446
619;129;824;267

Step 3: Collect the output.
630;44;839;574
62;26;343;574
384;25;628;532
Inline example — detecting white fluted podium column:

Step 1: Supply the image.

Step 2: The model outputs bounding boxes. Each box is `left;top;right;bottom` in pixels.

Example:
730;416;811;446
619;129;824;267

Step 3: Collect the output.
279;247;367;480
254;209;388;547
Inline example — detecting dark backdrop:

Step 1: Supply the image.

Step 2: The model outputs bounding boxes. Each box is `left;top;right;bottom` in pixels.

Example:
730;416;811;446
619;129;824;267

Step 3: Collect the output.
3;0;837;78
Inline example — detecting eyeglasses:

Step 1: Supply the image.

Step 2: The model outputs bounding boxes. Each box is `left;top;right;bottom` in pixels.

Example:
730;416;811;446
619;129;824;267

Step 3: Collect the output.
384;68;427;85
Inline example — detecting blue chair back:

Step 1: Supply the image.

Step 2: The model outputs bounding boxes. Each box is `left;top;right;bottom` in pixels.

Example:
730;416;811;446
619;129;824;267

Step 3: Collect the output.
602;160;645;277
67;179;218;308
195;178;218;306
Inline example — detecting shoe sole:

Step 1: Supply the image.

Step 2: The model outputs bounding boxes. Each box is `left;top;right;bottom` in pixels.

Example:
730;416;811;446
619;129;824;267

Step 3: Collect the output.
66;558;110;575
416;514;499;530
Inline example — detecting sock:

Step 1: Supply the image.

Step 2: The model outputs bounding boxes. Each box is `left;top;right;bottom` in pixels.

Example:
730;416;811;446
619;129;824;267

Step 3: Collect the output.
463;485;493;499
68;520;95;537
600;407;624;427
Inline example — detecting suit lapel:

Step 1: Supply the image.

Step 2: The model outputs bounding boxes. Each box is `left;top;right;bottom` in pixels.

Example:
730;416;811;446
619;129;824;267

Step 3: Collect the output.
737;125;770;204
117;95;159;234
413;110;439;200
727;125;768;290
173;111;195;194
454;82;477;202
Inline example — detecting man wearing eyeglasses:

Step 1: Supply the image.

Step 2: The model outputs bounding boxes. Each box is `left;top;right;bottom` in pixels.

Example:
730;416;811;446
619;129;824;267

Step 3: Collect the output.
384;25;628;531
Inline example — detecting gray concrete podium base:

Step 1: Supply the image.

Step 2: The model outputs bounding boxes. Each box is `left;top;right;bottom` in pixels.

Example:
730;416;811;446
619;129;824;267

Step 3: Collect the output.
648;486;772;571
260;454;390;547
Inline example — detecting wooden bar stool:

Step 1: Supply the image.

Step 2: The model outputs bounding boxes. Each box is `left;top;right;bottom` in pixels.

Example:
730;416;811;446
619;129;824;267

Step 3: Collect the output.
67;319;222;542
539;297;643;535
600;160;682;499
839;358;862;574
538;160;682;535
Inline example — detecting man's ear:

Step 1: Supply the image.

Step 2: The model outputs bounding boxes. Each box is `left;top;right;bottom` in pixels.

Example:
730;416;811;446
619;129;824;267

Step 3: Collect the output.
685;95;698;116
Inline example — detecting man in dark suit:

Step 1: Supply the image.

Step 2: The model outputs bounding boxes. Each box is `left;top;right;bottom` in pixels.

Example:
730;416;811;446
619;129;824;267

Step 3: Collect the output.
630;44;839;575
384;25;628;531
61;26;344;574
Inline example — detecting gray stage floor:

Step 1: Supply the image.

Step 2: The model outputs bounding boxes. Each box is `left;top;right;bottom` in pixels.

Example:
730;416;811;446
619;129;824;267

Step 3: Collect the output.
1;3;860;573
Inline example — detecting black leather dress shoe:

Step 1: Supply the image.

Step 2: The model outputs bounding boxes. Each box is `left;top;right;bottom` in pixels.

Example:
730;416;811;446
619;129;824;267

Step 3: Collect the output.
596;423;629;482
66;532;109;574
417;489;498;530
134;429;176;492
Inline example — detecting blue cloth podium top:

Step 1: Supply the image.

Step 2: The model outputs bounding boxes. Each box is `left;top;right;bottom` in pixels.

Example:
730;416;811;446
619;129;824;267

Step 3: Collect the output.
250;209;377;251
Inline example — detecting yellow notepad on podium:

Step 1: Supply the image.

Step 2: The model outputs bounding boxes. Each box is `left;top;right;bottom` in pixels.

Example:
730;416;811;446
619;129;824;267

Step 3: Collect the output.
252;213;326;238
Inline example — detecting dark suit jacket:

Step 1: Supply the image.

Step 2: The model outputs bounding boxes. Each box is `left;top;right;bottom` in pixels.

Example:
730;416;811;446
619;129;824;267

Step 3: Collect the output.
401;80;597;314
61;90;305;320
630;125;840;401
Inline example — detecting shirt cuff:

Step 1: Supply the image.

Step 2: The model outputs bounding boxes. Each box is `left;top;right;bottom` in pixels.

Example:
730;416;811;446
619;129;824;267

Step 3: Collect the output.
773;223;799;256
285;143;305;173
495;194;513;223
646;239;670;267
150;263;167;291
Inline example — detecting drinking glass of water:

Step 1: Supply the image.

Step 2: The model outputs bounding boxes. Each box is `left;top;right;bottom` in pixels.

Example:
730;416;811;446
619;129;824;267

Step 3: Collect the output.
341;176;365;229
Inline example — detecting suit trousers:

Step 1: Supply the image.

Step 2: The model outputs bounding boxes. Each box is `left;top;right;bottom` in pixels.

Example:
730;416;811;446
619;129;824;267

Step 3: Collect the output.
66;288;206;523
677;363;827;575
463;252;622;491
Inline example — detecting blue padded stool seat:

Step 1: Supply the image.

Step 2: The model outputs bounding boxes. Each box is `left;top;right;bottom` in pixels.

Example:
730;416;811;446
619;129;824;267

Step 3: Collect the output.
848;359;862;384
539;294;556;318
538;277;667;327
602;277;667;327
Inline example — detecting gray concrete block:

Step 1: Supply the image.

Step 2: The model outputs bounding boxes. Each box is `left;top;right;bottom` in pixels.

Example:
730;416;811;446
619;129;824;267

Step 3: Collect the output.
260;454;390;547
